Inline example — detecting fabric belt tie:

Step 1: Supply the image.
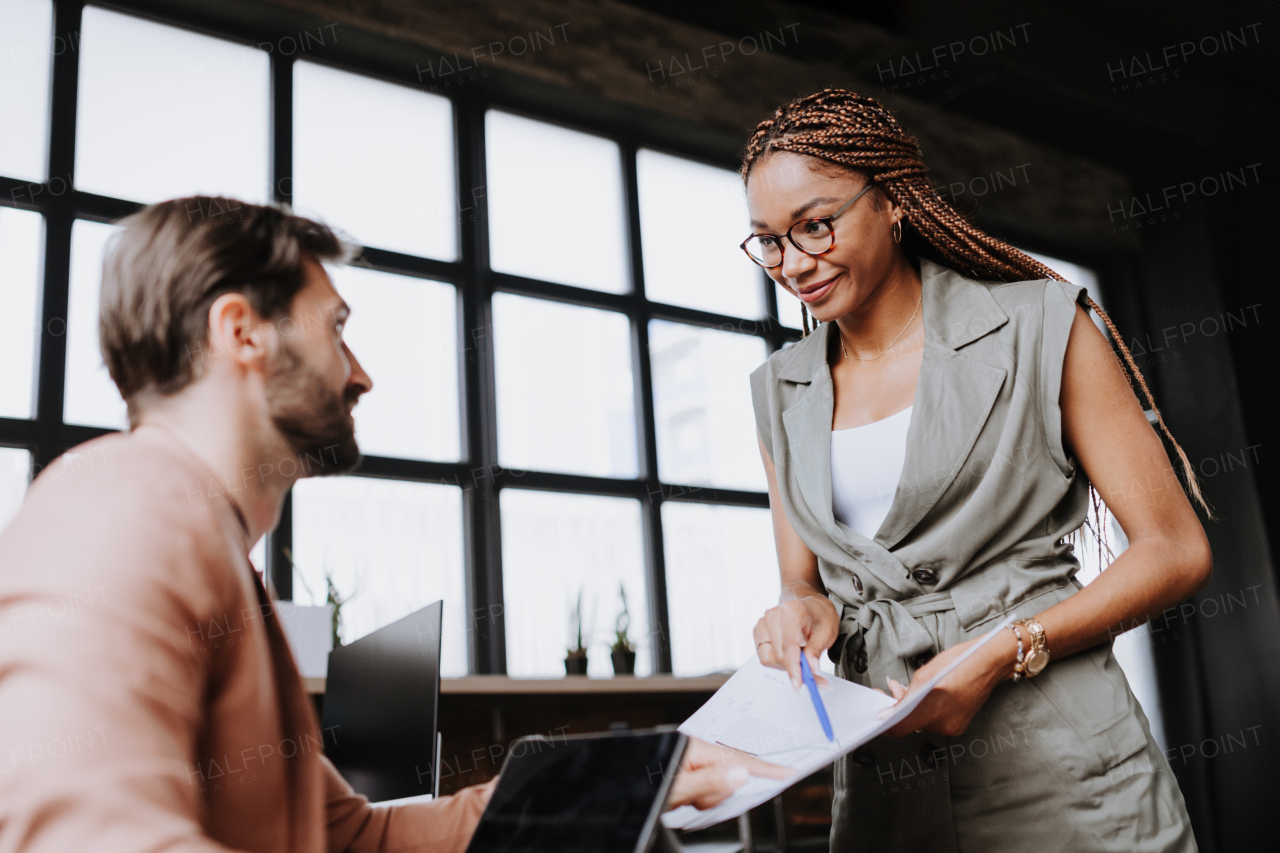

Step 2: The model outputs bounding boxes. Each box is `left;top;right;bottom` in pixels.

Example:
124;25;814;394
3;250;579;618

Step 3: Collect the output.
836;591;956;672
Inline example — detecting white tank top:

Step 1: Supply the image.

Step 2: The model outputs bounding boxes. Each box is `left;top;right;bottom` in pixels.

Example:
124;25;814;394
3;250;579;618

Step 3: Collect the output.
830;406;913;540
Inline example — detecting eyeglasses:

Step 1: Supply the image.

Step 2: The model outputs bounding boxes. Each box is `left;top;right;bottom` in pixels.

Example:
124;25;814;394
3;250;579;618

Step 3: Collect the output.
739;182;875;269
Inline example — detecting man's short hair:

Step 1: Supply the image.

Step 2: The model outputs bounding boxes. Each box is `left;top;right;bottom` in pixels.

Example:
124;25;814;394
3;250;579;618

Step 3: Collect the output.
99;196;355;424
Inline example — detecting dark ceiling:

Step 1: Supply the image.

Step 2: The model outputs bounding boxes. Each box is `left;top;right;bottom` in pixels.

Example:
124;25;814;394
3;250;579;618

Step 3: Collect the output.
619;0;1277;173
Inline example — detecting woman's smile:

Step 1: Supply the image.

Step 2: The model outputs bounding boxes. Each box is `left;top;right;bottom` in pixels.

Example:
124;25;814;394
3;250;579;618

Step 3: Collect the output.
794;272;841;304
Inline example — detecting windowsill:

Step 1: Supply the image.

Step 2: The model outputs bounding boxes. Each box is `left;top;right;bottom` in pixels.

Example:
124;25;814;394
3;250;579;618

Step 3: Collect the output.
303;672;731;695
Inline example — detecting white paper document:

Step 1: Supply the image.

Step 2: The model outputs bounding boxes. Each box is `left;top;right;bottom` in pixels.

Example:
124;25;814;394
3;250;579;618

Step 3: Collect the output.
662;614;1016;831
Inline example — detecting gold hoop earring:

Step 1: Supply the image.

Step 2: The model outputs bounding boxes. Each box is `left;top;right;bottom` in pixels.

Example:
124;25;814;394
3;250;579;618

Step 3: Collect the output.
892;219;903;244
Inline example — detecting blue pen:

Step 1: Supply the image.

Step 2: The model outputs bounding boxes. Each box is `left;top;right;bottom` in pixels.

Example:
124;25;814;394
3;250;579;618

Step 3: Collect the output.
800;653;835;742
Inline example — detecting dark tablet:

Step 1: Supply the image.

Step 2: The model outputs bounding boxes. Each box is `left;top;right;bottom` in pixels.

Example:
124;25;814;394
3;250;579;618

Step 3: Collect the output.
465;728;687;853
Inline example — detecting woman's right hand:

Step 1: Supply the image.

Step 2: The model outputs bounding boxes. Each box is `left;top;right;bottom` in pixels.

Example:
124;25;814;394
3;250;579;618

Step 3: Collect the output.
752;594;840;689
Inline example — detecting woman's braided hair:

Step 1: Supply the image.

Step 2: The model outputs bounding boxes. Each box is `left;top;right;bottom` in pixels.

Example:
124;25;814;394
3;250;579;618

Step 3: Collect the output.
742;88;1209;515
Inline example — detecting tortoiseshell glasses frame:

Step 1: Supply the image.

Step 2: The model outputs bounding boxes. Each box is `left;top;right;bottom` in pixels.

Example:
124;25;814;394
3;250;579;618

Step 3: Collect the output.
739;181;875;269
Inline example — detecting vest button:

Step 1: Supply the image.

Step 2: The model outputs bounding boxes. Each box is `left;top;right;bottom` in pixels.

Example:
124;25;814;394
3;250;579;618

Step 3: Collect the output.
853;650;868;674
912;568;937;584
919;742;940;769
851;573;863;594
852;746;875;767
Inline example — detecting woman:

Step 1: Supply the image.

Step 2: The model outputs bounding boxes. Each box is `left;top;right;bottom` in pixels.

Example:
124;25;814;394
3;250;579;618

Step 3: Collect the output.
745;90;1211;852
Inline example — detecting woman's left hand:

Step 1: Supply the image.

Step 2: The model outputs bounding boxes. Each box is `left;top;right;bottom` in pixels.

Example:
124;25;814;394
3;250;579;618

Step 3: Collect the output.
879;632;1013;738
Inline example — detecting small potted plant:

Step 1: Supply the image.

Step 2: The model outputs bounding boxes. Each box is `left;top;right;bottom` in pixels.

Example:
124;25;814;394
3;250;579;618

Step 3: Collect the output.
325;575;351;649
610;583;637;676
284;547;351;650
565;588;589;675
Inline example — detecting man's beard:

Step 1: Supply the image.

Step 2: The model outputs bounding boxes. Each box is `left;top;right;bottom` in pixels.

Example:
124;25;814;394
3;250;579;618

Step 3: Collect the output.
266;340;362;477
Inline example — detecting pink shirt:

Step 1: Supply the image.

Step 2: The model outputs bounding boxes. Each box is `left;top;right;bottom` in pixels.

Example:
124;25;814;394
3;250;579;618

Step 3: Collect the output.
0;426;487;852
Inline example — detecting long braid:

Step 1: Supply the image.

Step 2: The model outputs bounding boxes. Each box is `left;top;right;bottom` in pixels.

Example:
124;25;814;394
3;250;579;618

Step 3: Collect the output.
743;88;1210;517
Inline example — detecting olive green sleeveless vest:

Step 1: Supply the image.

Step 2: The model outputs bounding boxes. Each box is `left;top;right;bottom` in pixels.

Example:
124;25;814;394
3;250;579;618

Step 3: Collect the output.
749;259;1196;852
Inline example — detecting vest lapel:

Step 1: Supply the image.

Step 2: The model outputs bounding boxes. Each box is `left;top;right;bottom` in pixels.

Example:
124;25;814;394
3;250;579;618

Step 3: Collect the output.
876;261;1009;550
877;338;1006;549
781;348;840;546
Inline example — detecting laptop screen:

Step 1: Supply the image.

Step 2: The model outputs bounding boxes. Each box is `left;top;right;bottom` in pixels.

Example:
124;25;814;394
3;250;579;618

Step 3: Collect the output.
466;729;687;853
322;600;442;802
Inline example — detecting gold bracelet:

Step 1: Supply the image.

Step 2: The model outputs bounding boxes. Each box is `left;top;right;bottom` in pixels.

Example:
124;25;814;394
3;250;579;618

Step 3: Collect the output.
1009;624;1025;682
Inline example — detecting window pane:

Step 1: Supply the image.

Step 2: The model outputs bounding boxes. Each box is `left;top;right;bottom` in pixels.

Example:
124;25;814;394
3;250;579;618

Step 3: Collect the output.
0;207;43;418
774;282;804;330
493;294;636;477
663;502;780;675
249;536;266;573
637;149;762;317
294;62;456;260
649;321;767;490
0;447;32;530
486;111;628;293
291;476;468;676
1025;251;1108;337
75;7;269;203
329;266;459;461
65;219;126;429
0;0;52;181
500;489;649;676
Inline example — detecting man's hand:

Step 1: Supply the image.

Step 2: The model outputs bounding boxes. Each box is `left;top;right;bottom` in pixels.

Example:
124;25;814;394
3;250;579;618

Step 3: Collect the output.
473;776;499;810
666;738;795;811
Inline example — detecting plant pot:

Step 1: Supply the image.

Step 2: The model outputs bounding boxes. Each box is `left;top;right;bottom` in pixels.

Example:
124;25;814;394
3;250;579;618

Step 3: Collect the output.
564;653;589;675
611;648;636;675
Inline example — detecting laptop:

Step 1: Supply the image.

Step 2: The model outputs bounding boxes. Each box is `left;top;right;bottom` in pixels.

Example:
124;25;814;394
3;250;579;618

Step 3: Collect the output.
466;728;688;853
322;600;443;803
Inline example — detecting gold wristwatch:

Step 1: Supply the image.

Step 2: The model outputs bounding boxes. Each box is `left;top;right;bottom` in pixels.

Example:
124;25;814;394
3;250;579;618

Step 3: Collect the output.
1018;618;1050;677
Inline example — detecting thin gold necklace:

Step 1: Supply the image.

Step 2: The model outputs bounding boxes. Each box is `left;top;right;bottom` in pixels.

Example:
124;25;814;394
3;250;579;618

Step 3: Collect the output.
838;292;923;361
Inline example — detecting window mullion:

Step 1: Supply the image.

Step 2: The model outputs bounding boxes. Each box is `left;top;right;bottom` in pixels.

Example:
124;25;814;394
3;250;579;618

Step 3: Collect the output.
622;140;672;673
35;0;83;471
269;52;294;206
456;89;506;674
266;49;294;598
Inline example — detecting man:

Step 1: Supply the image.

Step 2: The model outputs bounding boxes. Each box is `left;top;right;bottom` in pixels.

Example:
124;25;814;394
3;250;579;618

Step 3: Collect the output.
0;198;782;852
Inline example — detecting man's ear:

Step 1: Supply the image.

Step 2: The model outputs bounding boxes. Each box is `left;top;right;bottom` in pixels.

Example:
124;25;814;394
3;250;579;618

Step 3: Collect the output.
206;292;270;370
